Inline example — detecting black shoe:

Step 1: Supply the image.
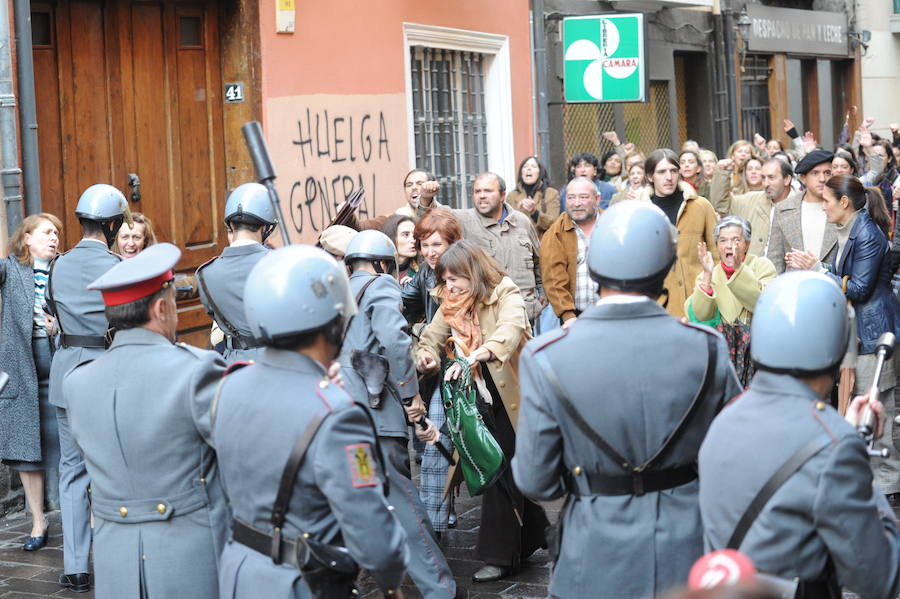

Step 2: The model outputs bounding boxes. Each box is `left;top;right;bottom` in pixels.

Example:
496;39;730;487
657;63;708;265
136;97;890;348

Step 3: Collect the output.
448;494;457;528
22;525;49;551
58;573;91;593
454;585;470;599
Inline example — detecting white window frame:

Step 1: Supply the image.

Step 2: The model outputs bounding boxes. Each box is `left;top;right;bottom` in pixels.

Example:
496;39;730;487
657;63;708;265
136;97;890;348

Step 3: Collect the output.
403;23;515;205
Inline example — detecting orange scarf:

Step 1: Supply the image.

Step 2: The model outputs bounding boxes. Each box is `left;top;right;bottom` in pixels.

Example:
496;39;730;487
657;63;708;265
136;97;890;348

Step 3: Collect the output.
439;287;482;358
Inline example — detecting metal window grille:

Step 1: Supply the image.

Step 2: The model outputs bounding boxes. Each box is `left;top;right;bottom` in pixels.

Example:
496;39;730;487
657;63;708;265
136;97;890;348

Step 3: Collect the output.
560;81;672;180
561;103;616;167
740;55;771;141
623;81;671;152
410;46;489;208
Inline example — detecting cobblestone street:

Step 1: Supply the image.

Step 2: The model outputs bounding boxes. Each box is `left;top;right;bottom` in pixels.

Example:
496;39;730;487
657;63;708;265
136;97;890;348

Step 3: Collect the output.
0;465;561;599
0;488;879;598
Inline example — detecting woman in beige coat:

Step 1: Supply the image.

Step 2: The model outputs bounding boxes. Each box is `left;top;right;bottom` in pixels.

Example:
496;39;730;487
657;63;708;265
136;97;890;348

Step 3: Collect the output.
416;240;548;583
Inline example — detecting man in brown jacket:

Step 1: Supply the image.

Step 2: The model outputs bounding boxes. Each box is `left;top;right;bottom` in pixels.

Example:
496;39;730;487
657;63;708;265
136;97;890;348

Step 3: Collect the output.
540;177;600;326
636;149;718;319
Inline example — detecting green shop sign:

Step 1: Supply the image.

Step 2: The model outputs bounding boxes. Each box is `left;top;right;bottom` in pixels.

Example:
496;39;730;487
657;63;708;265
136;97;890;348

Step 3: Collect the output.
563;14;646;103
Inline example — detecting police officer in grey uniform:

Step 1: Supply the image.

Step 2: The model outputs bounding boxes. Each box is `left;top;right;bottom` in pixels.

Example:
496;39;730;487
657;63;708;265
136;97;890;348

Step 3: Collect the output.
339;230;460;599
512;201;743;599
61;243;228;598
196;182;275;363
46;184;126;593
214;245;409;598
699;271;900;598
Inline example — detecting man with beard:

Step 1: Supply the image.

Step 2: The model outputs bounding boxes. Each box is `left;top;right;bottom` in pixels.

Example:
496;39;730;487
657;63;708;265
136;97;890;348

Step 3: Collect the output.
417;172;544;322
539;176;601;326
766;150;838;273
709;158;798;257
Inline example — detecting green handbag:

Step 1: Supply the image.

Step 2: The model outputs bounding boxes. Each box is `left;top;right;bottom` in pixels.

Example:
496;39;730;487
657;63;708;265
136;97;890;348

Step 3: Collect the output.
440;357;506;496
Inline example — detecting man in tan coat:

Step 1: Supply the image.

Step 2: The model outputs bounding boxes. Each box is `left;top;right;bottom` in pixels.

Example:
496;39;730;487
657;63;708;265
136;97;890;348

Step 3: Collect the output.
540;177;600;326
635;149;718;319
709;157;798;257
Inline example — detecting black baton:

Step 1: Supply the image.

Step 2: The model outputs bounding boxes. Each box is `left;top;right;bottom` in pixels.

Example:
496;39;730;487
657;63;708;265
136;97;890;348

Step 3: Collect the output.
241;121;292;245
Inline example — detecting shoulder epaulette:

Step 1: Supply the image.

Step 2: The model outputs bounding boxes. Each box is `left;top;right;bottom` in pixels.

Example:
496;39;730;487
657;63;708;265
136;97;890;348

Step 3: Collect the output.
532;326;569;353
174;342;211;359
224;360;252;376
677;317;720;337
195;255;218;275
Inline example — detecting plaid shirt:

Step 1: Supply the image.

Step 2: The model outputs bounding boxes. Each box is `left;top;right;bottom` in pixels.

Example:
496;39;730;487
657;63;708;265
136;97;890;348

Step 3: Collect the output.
574;220;599;313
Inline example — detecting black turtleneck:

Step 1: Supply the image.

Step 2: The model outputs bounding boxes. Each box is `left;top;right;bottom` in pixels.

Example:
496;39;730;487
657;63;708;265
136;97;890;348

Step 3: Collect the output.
651;189;683;226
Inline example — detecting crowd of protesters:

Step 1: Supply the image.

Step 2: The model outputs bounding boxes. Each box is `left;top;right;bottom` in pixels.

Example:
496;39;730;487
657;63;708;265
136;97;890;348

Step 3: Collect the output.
3;107;900;598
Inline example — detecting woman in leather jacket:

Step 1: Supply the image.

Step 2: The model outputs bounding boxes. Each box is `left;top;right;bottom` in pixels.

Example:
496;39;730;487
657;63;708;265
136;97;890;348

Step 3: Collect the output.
794;174;900;502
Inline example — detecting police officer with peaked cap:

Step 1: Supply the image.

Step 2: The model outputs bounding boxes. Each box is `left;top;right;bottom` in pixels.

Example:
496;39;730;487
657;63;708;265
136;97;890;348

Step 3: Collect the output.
699;271;900;598
46;184;127;592
340;230;460;599
512;201;743;598
214;245;409;598
196;182;275;363
61;243;229;598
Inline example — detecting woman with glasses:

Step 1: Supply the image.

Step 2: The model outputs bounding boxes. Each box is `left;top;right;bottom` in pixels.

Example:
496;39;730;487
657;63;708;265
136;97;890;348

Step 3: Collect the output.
687;216;777;386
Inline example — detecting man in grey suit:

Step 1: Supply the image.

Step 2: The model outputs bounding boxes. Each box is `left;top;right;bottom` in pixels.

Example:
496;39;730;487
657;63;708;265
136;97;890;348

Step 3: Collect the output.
46;184;126;593
339;230;459;599
196;182;274;363
62;243;228;598
512;202;742;599
415;173;545;322
766;150;838;273
699;271;900;598
215;245;409;598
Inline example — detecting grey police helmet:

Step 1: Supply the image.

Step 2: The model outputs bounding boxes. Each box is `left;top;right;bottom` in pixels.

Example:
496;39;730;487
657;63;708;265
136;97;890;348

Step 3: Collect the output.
344;229;397;262
243;245;357;344
344;229;398;276
74;184;127;221
224;183;277;226
587;201;677;291
751;271;849;372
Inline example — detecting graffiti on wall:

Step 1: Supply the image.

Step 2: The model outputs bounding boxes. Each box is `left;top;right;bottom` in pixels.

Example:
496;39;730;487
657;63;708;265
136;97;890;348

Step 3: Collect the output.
285;108;392;235
267;94;409;244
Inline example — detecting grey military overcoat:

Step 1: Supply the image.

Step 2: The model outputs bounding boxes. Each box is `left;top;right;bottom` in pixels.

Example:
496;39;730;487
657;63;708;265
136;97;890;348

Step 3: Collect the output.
512;298;742;599
339;271;418;438
0;256;42;461
63;327;229;598
699;370;900;598
196;242;269;363
215;349;408;598
47;239;121;408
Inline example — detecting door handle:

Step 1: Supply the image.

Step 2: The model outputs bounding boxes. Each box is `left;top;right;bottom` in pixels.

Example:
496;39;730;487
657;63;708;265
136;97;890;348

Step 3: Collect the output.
127;173;141;203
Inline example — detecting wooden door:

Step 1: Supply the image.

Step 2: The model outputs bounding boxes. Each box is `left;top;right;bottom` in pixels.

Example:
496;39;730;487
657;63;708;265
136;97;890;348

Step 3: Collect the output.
33;0;227;343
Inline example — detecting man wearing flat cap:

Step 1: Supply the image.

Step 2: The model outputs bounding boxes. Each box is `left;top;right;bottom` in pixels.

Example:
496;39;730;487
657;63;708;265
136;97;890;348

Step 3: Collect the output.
766;149;838;273
61;243;229;599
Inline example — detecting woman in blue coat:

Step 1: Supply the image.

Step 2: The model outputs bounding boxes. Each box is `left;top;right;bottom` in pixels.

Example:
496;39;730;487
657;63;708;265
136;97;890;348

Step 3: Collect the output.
0;213;62;551
792;173;900;501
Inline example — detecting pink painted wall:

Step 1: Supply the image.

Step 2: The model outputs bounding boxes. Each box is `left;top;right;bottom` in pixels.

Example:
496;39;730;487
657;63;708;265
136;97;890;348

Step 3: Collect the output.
256;0;535;243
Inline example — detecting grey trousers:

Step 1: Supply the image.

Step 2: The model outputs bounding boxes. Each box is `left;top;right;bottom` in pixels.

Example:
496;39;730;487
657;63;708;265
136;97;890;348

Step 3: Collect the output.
854;353;900;495
381;437;456;599
56;407;92;574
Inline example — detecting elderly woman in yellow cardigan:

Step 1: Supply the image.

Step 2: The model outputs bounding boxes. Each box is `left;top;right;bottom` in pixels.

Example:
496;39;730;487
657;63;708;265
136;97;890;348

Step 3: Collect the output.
686;215;776;386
